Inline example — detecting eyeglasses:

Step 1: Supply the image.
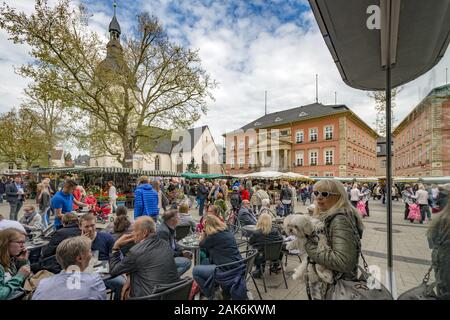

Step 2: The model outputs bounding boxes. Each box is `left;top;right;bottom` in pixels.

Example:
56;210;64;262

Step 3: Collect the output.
11;240;26;245
313;191;339;198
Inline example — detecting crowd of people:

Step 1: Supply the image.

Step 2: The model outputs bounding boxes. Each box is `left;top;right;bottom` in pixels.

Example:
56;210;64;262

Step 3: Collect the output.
0;174;449;300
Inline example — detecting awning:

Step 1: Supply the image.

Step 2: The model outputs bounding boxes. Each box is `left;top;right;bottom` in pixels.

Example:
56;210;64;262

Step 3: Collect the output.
29;167;180;177
309;0;450;90
180;173;230;180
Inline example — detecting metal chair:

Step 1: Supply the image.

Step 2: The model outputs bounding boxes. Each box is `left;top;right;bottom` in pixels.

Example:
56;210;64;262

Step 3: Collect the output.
175;224;192;241
260;240;288;293
209;249;262;300
128;277;194;300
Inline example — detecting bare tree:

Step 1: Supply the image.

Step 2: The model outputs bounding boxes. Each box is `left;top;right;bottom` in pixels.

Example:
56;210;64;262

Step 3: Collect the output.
0;0;216;167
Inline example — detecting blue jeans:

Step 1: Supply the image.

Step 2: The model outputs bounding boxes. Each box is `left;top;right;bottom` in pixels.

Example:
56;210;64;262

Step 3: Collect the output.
192;264;216;297
9;201;23;221
104;275;126;300
175;256;192;276
198;198;206;216
283;203;291;216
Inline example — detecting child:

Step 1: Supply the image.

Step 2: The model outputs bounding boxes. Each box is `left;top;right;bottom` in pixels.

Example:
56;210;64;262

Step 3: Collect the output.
84;192;97;210
276;200;284;217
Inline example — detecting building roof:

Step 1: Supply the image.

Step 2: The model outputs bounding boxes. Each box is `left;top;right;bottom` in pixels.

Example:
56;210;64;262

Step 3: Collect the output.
377;137;386;143
74;155;90;165
152;125;210;154
394;83;450;134
238;103;348;131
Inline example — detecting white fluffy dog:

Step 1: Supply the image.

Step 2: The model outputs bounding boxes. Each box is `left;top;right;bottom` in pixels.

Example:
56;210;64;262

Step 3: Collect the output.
283;214;334;284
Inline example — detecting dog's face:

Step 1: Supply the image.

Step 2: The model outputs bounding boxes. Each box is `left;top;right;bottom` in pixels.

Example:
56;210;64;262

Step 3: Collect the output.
283;214;313;239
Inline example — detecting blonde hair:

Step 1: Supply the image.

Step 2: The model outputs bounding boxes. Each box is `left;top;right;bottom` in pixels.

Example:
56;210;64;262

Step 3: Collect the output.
313;179;364;229
418;184;425;190
138;176;149;185
256;213;273;235
204;215;227;236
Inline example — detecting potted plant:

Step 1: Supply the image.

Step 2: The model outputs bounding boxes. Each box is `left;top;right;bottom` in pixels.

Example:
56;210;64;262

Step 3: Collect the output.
116;194;126;207
96;194;110;207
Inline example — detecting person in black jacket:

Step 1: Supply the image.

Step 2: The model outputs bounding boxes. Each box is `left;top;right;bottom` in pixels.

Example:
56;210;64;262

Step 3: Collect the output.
197;179;209;217
38;213;81;273
157;209;192;276
0;177;5;204
249;213;283;278
193;215;242;298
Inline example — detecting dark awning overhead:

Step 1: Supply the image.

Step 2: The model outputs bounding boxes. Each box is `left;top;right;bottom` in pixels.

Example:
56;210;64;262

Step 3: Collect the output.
309;0;450;90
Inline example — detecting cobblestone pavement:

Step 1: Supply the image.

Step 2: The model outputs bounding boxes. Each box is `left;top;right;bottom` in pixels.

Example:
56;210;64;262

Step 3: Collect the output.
0;197;436;299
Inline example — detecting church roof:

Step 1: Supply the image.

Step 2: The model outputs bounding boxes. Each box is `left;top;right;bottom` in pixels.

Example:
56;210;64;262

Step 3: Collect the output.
109;15;121;35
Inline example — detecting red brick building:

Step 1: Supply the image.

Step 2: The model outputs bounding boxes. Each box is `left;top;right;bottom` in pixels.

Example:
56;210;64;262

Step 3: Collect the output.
393;84;450;177
225;103;378;177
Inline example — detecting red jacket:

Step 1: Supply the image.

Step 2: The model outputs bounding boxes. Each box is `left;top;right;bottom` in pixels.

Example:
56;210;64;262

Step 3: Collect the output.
72;188;82;210
241;189;250;201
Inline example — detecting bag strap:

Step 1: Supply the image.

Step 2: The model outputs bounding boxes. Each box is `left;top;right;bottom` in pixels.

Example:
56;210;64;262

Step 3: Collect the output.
305;257;313;300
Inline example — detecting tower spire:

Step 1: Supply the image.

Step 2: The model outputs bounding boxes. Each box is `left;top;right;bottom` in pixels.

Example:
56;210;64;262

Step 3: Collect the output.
113;1;117;16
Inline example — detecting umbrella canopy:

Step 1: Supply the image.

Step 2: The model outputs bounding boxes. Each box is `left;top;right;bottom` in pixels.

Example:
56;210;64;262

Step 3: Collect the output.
180;173;230;180
309;0;450;90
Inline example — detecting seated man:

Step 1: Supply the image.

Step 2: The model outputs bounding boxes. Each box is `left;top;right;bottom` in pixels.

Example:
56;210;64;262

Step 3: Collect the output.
19;205;43;231
32;236;107;300
157;210;192;276
40;213;81;273
238;200;257;227
79;213;125;300
109;216;180;299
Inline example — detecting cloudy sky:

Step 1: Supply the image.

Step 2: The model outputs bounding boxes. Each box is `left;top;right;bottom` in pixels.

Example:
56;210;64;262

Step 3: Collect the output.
1;0;449;156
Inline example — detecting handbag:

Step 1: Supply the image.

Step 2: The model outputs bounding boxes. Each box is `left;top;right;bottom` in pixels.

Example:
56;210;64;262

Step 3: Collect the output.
407;203;421;221
357;201;367;217
397;266;437;300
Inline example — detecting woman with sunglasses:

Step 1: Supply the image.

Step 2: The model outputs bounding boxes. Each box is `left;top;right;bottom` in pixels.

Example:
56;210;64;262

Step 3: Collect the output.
0;228;31;299
304;179;364;300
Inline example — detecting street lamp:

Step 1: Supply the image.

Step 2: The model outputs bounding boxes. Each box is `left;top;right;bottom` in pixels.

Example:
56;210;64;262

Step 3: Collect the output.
48;151;52;168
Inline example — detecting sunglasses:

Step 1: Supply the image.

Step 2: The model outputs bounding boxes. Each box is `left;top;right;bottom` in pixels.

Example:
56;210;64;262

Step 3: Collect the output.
313;191;339;198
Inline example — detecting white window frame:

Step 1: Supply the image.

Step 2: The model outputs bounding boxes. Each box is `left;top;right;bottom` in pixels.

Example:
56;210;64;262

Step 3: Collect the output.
324;125;333;140
230;142;235;151
324;172;334;177
249;138;254;147
295;151;304;166
230;157;235;169
296;130;304;143
309;128;318;142
239;140;244;150
377;146;381;153
309;150;318;166
239;157;244;168
324;149;334;165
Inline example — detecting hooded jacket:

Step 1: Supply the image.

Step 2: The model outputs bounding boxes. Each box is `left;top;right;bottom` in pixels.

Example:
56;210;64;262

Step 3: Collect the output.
305;208;363;283
134;184;159;219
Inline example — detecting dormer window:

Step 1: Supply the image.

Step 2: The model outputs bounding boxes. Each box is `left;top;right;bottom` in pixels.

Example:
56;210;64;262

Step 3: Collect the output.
254;122;261;126
275;117;282;122
299;112;308;117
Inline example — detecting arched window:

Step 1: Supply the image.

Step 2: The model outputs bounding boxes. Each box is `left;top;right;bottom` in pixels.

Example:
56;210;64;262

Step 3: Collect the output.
202;154;209;174
155;155;160;171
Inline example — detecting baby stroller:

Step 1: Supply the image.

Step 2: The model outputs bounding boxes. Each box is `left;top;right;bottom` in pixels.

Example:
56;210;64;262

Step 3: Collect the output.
89;203;113;224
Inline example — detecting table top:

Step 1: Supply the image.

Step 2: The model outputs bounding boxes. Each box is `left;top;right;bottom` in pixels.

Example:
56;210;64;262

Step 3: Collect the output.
178;234;201;249
241;224;257;232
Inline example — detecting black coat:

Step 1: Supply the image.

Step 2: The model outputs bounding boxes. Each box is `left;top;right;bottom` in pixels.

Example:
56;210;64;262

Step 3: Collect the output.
40;223;81;273
5;183;24;204
249;228;283;252
200;230;241;268
157;222;183;257
0;182;5;194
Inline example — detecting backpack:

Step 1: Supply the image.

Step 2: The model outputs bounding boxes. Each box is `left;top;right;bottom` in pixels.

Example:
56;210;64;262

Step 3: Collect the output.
230;193;241;209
